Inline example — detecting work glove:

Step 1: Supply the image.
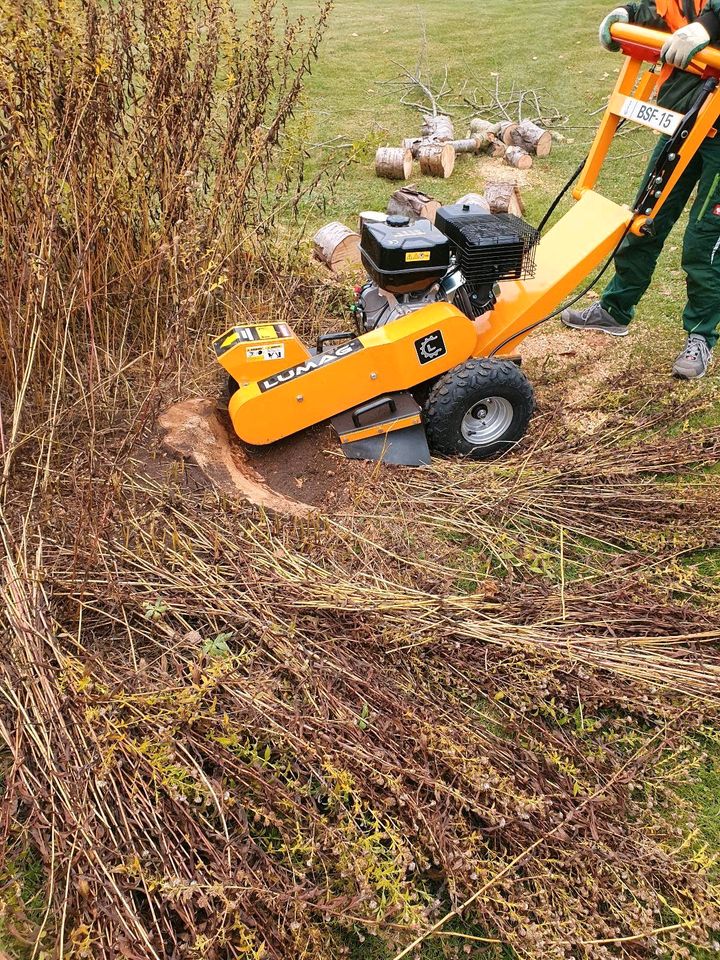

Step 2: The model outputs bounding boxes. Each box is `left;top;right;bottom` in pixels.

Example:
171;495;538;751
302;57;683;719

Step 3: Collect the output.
599;7;630;52
661;22;711;68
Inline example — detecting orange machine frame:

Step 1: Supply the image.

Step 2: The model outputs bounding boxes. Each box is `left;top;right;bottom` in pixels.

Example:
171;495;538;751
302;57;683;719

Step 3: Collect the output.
217;25;720;446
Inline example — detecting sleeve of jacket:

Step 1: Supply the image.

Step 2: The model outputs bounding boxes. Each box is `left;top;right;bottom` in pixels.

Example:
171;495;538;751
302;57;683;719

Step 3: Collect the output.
698;3;720;43
621;1;666;29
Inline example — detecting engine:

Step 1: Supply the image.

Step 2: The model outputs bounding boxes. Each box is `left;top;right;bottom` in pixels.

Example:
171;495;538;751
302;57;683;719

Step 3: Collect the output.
356;205;538;332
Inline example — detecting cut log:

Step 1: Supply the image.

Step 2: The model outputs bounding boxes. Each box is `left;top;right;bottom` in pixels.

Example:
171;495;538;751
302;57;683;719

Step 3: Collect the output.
421;113;454;142
358;211;388;233
375;146;413;180
504;146;533;170
510;119;553;158
387;185;441;224
455;193;491;214
497;120;520;145
313;222;361;271
402;137;426;158
418;143;456;179
484;182;526;217
449;138;483;155
487;136;508;159
470;118;501;141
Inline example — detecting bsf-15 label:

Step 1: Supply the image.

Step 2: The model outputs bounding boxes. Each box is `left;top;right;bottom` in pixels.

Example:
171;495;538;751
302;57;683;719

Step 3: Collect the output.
618;97;683;136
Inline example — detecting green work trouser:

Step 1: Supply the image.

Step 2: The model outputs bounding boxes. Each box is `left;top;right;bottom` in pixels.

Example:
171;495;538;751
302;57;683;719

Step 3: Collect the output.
601;134;720;348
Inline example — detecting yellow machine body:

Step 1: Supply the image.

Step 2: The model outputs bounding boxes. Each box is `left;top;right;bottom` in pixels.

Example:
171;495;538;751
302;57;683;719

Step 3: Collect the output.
218;303;477;445
216;26;720;447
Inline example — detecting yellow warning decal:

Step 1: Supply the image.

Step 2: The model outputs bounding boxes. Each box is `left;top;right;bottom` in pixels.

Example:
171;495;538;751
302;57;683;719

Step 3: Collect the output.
221;332;239;348
405;251;431;262
256;324;278;340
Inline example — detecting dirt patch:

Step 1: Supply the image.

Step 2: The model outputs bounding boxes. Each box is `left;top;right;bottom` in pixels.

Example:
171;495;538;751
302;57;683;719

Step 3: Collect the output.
239;420;374;509
520;323;631;403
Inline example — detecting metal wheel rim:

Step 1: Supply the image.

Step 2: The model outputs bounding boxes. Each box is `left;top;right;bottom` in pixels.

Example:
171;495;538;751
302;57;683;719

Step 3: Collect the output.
460;396;514;446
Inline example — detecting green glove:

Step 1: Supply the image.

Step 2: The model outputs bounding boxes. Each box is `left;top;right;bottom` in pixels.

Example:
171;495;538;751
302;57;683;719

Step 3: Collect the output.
599;7;630;52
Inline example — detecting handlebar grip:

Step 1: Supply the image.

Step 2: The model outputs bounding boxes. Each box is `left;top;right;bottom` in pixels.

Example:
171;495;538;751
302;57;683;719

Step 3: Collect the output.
611;22;720;73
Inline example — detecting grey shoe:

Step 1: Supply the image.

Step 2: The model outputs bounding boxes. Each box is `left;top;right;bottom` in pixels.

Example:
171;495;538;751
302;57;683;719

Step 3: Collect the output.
561;302;630;337
672;334;713;380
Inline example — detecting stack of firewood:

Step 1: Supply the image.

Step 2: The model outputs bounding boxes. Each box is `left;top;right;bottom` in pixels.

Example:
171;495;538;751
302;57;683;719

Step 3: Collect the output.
375;113;552;181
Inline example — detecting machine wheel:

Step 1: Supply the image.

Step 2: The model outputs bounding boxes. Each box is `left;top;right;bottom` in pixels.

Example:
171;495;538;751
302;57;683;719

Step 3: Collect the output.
424;358;535;459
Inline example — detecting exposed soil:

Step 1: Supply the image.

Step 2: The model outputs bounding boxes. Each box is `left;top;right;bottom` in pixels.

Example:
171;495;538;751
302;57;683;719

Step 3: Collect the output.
239;420;374;509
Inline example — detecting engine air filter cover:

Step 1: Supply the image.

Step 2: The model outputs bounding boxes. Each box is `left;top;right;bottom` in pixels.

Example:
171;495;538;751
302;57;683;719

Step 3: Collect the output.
360;218;451;293
435;205;539;286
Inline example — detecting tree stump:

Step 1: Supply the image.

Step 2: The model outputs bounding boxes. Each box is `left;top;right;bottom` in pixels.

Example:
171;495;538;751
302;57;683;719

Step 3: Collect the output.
418;143;456;178
504;146;533;170
484;182;526;217
158;400;312;517
375;146;413;180
510;120;553;157
421;113;454;141
455;193;491;213
387;185;440;224
313;222;361;271
497;120;520;145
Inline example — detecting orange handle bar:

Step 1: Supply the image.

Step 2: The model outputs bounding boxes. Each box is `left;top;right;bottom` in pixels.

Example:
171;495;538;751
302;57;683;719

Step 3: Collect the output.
611;21;720;74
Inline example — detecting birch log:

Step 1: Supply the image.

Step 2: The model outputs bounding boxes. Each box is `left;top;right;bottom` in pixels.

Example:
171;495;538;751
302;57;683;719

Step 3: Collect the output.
418;142;456;178
375;147;413;180
504;146;533;170
487;136;508;159
387;186;441;224
421;114;454;141
497;120;520;145
484;182;525;217
510;120;553;157
455;193;492;213
313;222;361;271
470;118;501;145
449;138;483;154
358;211;388;233
402;137;426;158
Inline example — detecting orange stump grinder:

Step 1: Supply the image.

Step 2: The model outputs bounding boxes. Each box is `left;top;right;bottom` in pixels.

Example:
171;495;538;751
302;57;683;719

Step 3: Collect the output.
215;26;720;466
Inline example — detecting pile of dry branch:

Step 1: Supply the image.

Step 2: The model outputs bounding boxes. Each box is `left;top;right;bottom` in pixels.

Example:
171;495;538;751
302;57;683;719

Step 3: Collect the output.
3;371;720;960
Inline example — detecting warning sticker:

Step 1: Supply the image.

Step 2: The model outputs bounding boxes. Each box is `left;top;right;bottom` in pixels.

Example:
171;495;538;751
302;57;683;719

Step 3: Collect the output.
213;323;292;357
406;251;431;263
246;344;285;362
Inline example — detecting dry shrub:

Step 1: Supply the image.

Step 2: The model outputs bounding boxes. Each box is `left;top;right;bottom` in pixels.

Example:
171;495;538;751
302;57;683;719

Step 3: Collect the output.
0;0;336;481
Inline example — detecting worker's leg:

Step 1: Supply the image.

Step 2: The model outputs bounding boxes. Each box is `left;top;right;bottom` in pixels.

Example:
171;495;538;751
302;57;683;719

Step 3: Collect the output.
679;137;720;349
600;139;702;326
